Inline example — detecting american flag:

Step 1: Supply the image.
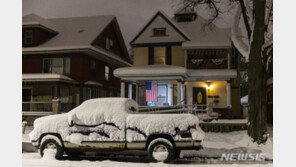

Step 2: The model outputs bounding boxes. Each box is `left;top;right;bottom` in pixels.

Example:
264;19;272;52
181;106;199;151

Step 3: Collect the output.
145;81;158;102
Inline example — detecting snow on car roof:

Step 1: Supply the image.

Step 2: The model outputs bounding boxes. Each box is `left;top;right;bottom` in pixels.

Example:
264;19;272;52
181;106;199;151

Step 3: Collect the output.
68;98;138;129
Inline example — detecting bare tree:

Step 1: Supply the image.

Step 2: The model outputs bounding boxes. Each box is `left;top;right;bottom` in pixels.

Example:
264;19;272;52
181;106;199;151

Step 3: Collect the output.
180;0;273;144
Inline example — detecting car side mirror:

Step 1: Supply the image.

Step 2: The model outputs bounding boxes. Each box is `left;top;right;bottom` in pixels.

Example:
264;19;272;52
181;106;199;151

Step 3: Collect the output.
67;113;76;127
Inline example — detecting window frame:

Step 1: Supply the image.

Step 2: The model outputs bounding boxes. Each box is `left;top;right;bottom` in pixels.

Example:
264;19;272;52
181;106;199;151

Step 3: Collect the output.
24;29;34;44
153;28;167;37
42;57;71;75
105;66;110;80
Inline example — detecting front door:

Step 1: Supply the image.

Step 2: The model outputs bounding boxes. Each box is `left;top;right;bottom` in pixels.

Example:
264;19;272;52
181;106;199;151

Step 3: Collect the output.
192;87;207;105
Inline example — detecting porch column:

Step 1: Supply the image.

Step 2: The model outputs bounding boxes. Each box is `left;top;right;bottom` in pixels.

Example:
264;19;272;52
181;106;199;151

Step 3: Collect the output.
177;81;181;105
128;83;133;99
226;81;232;107
53;84;60;99
120;82;125;97
135;83;139;103
181;83;185;105
52;84;61;114
169;83;174;105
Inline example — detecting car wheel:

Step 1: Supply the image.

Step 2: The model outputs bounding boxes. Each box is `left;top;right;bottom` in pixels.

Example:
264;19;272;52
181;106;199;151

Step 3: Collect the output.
65;149;83;160
148;138;174;163
40;139;64;160
174;148;181;159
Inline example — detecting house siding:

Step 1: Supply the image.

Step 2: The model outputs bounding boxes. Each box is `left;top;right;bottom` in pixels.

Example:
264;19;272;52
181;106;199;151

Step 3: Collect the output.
92;21;127;62
22;54;121;91
171;46;185;67
134;47;149;66
22;27;53;47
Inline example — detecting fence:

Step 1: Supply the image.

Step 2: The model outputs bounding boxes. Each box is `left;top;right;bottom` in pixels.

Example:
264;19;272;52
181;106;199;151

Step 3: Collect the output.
22;101;52;112
22;101;74;113
138;104;208;114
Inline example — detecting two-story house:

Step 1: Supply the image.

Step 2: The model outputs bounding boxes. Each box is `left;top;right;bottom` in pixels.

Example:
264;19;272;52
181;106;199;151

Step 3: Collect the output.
22;14;131;123
114;9;241;118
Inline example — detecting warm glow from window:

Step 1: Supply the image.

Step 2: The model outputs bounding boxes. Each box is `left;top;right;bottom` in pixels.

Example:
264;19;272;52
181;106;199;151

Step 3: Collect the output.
154;47;166;64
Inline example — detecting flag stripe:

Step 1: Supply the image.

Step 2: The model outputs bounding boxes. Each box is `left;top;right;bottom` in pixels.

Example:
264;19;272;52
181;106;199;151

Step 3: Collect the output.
146;81;158;102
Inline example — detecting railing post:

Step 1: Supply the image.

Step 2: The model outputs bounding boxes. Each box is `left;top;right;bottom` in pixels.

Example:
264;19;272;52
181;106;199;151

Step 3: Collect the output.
226;80;232;108
121;82;125;98
52;99;61;114
177;81;181;105
128;83;133;99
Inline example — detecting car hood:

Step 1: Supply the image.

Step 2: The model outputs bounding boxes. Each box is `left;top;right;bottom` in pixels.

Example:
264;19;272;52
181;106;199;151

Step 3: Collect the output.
29;113;69;141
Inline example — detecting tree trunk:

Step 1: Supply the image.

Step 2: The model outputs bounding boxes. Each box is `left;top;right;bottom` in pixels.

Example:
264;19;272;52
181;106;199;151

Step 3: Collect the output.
247;0;268;144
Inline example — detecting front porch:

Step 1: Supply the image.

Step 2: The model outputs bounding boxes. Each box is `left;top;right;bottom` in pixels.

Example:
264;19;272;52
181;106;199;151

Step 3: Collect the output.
114;64;241;118
22;73;107;125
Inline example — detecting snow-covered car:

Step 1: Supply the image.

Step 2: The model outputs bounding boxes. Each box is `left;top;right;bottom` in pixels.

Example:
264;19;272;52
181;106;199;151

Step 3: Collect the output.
29;98;205;162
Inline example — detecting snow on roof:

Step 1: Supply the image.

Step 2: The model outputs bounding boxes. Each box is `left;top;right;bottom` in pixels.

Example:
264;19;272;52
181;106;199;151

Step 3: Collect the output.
22;14;131;66
114;65;237;81
177;15;232;48
130;10;231;48
241;95;248;104
114;64;187;78
22;73;76;83
159;10;190;39
187;69;237;80
23;14;114;49
174;5;196;15
22;14;58;33
84;81;103;87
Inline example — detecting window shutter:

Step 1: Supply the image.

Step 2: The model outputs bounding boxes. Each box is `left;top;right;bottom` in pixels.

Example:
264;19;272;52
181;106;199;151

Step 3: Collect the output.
166;46;171;65
148;47;154;65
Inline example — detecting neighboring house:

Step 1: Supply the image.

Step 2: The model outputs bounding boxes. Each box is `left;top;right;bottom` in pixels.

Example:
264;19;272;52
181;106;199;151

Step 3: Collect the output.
22;14;131;122
114;9;241;118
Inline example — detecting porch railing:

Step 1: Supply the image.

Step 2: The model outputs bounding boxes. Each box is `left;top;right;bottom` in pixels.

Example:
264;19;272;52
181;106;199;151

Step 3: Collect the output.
138;104;208;114
137;104;219;121
22;101;52;112
22;101;74;113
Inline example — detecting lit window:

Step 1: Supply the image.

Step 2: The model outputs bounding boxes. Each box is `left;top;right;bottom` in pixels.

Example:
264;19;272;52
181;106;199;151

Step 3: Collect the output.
105;66;109;80
154;47;166;64
153;28;166;36
24;30;33;44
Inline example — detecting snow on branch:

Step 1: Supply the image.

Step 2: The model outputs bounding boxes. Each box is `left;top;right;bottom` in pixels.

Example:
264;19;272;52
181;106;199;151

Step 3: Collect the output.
231;6;250;59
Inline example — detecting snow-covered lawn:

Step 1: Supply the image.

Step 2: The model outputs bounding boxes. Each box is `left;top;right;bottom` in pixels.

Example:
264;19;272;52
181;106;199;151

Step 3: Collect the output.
22;126;273;166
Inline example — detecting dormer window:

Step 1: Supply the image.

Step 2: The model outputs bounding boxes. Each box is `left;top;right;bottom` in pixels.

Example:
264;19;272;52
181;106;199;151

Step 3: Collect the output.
153;28;166;36
106;38;114;51
24;30;33;44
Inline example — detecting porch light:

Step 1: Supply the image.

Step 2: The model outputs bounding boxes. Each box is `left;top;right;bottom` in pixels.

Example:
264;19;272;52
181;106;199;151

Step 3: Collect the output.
205;82;213;90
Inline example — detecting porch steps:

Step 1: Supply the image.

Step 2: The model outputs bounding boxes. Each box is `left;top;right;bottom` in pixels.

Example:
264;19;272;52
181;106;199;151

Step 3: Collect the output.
199;123;247;132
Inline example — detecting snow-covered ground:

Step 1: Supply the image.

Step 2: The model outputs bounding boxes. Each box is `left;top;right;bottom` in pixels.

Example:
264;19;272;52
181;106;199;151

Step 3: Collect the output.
22;126;273;166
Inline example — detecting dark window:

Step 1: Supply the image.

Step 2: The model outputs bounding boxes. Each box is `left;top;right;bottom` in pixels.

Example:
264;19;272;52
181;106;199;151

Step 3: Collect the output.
105;66;109;80
43;58;51;73
24;30;33;44
106;38;114;51
43;58;71;74
90;60;97;77
153;28;166;36
22;89;31;102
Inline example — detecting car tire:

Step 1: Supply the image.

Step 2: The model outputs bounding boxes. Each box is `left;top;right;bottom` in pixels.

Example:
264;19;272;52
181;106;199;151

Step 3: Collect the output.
147;138;174;163
174;148;181;159
65;149;83;160
40;139;64;160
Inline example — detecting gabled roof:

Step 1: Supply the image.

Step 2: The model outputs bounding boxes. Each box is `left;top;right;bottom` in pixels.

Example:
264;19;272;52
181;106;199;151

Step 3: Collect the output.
130;10;231;48
22;14;58;34
177;15;231;49
22;14;131;66
130;10;190;45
